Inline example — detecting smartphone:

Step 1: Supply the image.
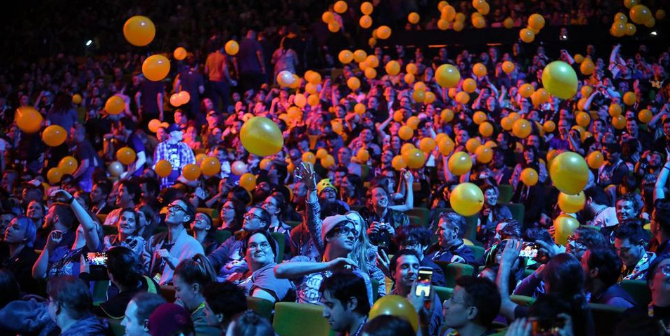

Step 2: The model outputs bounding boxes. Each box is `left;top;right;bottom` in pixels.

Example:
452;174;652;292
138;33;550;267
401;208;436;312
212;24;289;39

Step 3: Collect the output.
529;316;566;336
415;267;433;297
87;252;108;267
520;242;539;258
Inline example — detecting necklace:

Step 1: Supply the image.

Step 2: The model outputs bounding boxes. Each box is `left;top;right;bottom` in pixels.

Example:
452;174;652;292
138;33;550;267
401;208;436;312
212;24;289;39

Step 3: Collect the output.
351;316;367;336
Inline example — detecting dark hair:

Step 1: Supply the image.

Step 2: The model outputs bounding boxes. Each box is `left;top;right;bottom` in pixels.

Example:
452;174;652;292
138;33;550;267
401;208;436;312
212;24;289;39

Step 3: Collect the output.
267;192;287;221
573;227;608;250
228;310;275;336
118;180;141;205
362;315;416;336
47;275;92;320
614;220;649;244
616;193;642;216
107;246;143;288
118;117;137;131
647;253;670;286
222;199;246;231
344;174;365;199
586;247;622;287
132;292;166;325
320;271;371;315
117;207;140;235
241;230;278;259
203;282;248;326
654;199;670;235
455;276;501;327
584;186;611;207
248;207;272;230
395;225;431;247
229;186;252;205
544;253;585;299
389;249;421;277
496;219;521;240
0;270;20;309
93;181;112;198
51;203;77;229
138;177;160;199
174;254;217;293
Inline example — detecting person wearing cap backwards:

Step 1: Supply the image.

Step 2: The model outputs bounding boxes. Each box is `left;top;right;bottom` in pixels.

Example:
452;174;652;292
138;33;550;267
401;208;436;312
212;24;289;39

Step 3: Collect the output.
275;208;373;304
316;178;351;211
153;124;196;189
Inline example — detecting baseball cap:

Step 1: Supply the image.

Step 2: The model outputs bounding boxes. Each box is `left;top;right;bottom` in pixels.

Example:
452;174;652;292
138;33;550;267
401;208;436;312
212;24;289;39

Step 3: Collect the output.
148;303;194;336
316;179;337;196
166;124;181;133
321;215;350;243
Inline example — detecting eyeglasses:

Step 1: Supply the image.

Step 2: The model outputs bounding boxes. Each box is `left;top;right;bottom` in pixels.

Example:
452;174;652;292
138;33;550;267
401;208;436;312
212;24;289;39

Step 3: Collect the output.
222;205;235;211
168;204;186;213
248;241;271;251
321;188;336;195
262;201;277;208
334;225;359;237
243;213;262;221
567;236;585;249
657;264;670;277
402;241;420;249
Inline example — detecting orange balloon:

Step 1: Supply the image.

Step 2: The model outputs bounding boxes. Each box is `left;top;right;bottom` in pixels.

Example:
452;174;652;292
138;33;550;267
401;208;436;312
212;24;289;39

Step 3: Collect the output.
123;16;156;47
321;155;336;168
466;138;481;153
521;168;539;186
155;160;173;178
462;78;477;93
586;151;604;169
612;115;626;129
479;122;494;137
392;156;407;171
448;152;473;175
58;156;78;175
473;111;487;125
239;173;257;191
609;104;622;117
403;148;426;169
347;77;361;91
475;146;493;163
419;138;436;153
225;40;239;55
543;120;556;133
105;96;125;115
302;152;317;165
385;61;400;76
72;94;82;104
456;91;470;104
472;63;487;77
438;137;455;155
441;109;455;122
502;61;515;74
173;47;187;61
398;126;414;140
182;164;201;181
407;116;420;130
116;147;137;165
435;64;461;88
200;157;221;176
357;148;370;162
519;84;535;98
47;168;63;184
42;125;68;147
639;109;652;124
501;117;514;131
512;119;532;138
142;55;170;82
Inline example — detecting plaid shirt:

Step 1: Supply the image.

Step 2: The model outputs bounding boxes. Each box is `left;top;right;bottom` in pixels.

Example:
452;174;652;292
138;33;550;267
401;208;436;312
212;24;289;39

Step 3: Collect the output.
154;141;195;187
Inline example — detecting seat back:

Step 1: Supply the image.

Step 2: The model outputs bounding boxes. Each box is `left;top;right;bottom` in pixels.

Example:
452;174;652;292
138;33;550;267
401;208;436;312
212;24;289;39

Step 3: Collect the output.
589;302;625;336
160;285;176;302
406;207;430;228
213;230;232;245
498;184;513;204
92;280;110;306
435;262;476;288
270;232;286;262
470;245;485;263
506;203;525;228
433;286;453;303
108;318;125;336
620;280;651;307
273;302;333;336
196;207;217;218
247;296;274;320
510;295;536;306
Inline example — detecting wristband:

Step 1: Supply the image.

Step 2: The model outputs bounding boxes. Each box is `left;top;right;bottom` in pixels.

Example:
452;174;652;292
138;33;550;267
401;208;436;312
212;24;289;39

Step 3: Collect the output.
67;196;76;205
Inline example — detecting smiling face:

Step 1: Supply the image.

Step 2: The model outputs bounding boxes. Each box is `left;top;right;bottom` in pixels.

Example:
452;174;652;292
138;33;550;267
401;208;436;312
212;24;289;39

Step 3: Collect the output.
26;201;44;220
615;199;636;222
245;232;275;268
394;254;420;290
117;210;137;236
484;188;498;207
370;187;388;210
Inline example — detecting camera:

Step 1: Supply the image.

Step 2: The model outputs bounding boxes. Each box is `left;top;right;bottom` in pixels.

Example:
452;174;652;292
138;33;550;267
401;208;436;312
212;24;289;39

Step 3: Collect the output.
369;222;392;249
86;252;108;267
529;316;566;336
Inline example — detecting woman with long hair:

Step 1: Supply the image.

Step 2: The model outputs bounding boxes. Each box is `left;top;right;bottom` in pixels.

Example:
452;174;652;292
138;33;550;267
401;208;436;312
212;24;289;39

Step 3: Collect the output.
509;146;548;188
340;174;365;207
219;199;245;233
173;255;220;335
102;207;145;258
190;213;219;255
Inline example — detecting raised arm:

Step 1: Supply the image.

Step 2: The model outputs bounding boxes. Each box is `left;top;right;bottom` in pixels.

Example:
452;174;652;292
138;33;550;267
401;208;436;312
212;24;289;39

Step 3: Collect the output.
56;190;100;251
297;162;326;254
655;153;670;201
389;170;414;212
496;239;522;320
274;257;355;279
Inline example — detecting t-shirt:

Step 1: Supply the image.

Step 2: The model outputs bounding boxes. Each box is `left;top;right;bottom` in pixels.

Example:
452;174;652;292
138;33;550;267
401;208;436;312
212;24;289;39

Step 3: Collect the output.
127;132;145;177
238;263;294;302
178;68;204;101
237;38;263;74
205;52;227;82
139;80;165;115
589;207;618;228
47;108;78;135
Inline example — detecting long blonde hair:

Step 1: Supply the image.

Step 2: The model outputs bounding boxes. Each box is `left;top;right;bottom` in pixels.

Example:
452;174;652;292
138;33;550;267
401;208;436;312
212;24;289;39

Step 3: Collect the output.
345;211;372;274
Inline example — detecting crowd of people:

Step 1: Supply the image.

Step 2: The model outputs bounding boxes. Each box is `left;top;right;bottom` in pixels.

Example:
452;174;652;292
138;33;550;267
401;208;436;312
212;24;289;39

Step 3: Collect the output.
1;0;670;336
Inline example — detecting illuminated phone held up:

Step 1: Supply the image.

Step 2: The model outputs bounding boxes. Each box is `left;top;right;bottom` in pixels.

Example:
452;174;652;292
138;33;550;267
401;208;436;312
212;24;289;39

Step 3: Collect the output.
415;267;433;298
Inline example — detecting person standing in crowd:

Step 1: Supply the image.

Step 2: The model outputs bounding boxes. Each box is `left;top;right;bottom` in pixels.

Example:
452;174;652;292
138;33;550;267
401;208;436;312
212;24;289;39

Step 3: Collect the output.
153;124;196;189
205;40;236;113
70;124;101;192
135;73;165;128
236;29;266;92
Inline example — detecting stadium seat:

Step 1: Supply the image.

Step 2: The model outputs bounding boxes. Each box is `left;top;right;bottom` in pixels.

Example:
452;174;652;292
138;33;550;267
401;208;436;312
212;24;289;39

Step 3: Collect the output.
408;215;422;226
247;296;274;320
160;285;176;302
108;318;125;336
273;302;333;336
286;220;301;228
406;207;430;227
435;262;475;288
506;203;525;228
196;207;217;218
470;245;485;263
620;280;651;307
589;302;626;336
271;232;286;262
498;184;513;204
92;280;110;306
371;278;379;302
213;230;232;245
510;295;536;306
434;286;453;302
463;215;479;243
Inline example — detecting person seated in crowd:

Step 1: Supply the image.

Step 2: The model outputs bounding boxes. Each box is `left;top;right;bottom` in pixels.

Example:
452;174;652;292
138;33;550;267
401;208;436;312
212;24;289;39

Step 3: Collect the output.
144;199;204;285
173;254;220;335
103;207;146;258
202;281;248;332
388;249;442;336
476;183;512;241
90;181;114;215
614;220;656;280
319;271;371;336
207;206;271;280
32;190;101;279
566;226;609;261
394;225;446;287
229;230;294;303
218;199;246;234
190;212;219;255
261;191;292;257
583;186;618;229
651;198;670;255
361;315;416;336
81;246;159;320
364;185;410;249
0;216;40;295
580;247;636;309
442;276;501;336
225;310;275;336
103;180;141;226
121;292;166;336
147;303;195;336
46;275;109;335
426;211;475;265
615;193;643;224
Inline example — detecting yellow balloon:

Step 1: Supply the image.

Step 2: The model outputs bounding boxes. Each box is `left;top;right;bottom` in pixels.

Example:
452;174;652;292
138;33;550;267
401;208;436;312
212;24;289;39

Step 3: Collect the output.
630;4;652;24
302;152;317;165
586;151;604;169
356;148;370;162
155;160;173;178
42;125;68;147
558;192;586;213
448;152;473;175
321;155;336;168
123;16;156;47
142;55;170;82
542;61;578;100
450;182;485;216
435;64;461;88
58;156;79;175
438;137;455;156
369;295;419;332
404;148;426;169
521;168;539;186
240;117;284;157
503;17;514;29
549;152;589;194
475;146;493;163
554;215;580;246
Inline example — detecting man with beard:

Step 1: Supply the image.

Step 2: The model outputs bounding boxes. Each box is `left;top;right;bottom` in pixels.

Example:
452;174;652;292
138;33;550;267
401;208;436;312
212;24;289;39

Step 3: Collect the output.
581;247;636;309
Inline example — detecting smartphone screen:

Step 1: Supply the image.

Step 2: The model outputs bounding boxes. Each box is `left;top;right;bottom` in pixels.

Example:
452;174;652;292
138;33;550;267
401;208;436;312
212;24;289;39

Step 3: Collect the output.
415;267;433;297
520;242;539;258
87;252;108;266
